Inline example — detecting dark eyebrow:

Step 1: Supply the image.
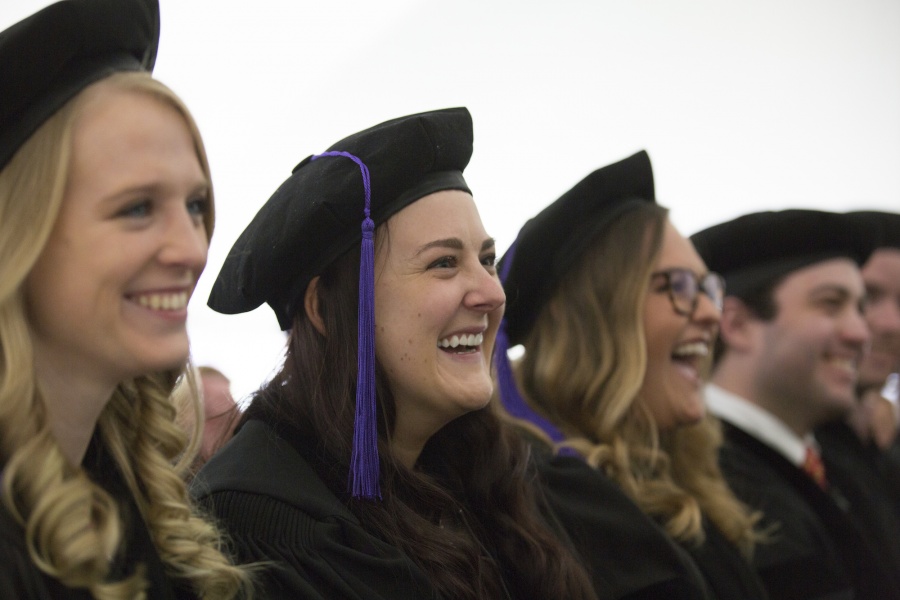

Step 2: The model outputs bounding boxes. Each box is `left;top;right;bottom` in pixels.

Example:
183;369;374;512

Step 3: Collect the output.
807;283;856;300
414;238;464;257
414;237;496;257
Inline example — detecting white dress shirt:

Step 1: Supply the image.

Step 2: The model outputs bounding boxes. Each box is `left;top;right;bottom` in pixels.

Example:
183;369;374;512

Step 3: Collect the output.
705;383;819;468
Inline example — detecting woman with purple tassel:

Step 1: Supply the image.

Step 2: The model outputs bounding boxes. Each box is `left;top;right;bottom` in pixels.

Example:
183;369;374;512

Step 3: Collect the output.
191;108;597;600
494;151;769;600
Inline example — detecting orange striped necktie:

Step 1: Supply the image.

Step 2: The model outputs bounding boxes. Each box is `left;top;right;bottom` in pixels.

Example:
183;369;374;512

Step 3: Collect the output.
803;445;828;490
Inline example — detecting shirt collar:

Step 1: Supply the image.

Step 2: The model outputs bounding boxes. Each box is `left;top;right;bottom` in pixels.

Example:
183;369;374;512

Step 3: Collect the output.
705;383;817;467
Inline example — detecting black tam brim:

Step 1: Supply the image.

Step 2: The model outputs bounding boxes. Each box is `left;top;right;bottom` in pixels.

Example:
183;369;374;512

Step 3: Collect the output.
501;150;655;345
690;209;874;299
208;107;474;330
0;0;159;171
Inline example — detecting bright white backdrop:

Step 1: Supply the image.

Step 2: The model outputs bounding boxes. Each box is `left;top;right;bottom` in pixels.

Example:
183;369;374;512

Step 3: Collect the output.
3;0;899;402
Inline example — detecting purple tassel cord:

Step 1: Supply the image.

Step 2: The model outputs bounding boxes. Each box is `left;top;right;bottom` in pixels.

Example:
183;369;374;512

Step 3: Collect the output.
495;241;569;448
311;151;381;499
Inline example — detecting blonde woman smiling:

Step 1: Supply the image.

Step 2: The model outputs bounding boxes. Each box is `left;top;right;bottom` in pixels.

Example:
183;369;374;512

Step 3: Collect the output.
0;0;251;597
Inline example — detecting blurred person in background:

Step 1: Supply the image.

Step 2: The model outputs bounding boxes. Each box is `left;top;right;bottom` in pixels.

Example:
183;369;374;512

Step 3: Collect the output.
693;209;900;600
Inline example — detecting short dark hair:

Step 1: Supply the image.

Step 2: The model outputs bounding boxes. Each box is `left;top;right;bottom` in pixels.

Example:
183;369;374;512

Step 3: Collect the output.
713;276;783;365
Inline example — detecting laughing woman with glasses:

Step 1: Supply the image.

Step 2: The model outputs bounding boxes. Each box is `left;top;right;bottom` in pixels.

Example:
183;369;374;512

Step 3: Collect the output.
495;151;767;600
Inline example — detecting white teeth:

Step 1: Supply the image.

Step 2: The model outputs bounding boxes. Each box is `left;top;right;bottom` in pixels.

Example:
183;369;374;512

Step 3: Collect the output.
437;333;484;349
828;357;856;371
672;342;709;358
135;292;189;311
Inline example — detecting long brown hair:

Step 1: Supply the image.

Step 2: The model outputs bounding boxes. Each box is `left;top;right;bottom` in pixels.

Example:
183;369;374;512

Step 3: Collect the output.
244;230;597;600
515;202;759;556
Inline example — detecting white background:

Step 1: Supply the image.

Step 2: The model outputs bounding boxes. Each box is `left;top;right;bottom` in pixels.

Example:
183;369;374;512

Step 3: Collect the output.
3;0;898;403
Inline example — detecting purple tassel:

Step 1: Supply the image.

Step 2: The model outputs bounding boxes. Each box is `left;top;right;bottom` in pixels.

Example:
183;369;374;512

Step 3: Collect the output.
496;241;576;455
311;151;381;499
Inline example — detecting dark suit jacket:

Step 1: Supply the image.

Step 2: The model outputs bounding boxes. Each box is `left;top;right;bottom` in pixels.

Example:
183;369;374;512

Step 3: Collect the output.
719;421;900;600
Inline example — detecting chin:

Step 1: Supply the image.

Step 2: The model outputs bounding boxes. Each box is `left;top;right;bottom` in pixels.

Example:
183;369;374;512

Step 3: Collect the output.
676;396;707;427
823;392;857;417
131;345;190;376
859;366;891;390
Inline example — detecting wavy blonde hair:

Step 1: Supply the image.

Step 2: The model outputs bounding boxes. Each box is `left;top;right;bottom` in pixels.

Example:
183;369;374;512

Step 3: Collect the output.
513;202;759;557
0;72;252;598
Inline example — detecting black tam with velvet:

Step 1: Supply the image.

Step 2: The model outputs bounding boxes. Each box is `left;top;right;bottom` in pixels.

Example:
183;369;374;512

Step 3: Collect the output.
845;210;900;251
500;150;655;345
0;0;159;171
208;107;474;330
690;209;873;300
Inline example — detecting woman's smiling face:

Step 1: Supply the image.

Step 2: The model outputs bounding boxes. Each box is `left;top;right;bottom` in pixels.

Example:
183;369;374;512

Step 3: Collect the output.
640;219;721;431
373;189;505;454
26;84;210;389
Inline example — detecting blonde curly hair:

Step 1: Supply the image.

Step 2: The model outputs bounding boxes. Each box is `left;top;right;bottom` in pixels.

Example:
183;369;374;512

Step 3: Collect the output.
0;72;252;599
512;202;760;557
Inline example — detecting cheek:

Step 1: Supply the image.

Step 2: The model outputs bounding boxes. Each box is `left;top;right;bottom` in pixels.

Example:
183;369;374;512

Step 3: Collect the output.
27;255;82;328
642;300;678;350
375;303;428;376
644;321;676;370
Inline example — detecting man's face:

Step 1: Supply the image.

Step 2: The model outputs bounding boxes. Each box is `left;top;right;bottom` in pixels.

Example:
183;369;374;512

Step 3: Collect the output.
751;259;870;430
859;248;900;388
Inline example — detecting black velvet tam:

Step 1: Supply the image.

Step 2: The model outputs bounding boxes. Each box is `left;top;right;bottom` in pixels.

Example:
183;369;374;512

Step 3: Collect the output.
845;210;900;251
690;209;873;300
501;150;655;345
0;0;159;171
208;107;474;330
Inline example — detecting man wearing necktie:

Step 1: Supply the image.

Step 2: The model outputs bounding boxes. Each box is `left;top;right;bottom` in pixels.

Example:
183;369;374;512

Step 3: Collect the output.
691;209;900;600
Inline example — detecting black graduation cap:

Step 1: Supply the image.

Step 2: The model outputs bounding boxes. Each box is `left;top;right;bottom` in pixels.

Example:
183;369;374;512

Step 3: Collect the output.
208;107;473;331
845;210;900;251
0;0;160;172
494;151;654;447
500;150;655;346
690;209;873;300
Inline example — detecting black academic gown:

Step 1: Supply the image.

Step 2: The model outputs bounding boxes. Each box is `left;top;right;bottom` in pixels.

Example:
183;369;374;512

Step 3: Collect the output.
816;420;900;584
0;440;195;599
719;421;900;600
191;419;438;600
885;439;900;520
535;450;715;600
680;518;770;600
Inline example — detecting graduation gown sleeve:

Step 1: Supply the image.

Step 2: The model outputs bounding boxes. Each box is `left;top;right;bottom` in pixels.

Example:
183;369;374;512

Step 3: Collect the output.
0;440;195;600
816;421;900;584
680;519;769;600
191;419;438;600
534;450;713;600
719;421;900;600
0;504;85;599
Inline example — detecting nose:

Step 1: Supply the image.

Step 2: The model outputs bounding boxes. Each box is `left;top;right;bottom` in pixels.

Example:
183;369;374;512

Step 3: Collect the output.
842;306;872;349
692;290;722;327
158;204;209;273
465;265;506;314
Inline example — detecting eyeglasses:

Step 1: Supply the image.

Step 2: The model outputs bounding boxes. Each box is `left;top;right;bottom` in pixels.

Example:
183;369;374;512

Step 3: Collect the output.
650;268;725;316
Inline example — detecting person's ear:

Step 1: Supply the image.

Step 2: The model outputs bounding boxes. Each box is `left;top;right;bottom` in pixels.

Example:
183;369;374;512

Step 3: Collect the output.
719;296;757;353
304;276;326;336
